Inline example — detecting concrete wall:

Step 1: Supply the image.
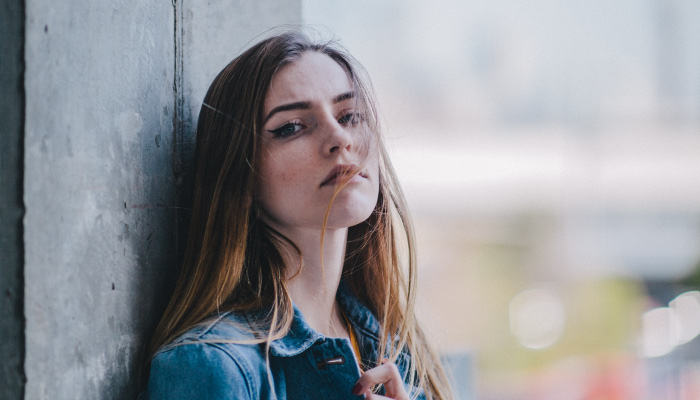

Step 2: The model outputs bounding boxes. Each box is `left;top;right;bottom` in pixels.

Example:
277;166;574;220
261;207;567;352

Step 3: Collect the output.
2;1;300;399
1;0;26;399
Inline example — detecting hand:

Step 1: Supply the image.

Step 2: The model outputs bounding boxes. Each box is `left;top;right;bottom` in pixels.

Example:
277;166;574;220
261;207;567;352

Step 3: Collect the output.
351;360;410;400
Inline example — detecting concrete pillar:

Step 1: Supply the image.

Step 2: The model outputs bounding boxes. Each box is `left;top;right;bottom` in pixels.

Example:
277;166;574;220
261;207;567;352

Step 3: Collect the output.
1;0;26;398
1;1;300;399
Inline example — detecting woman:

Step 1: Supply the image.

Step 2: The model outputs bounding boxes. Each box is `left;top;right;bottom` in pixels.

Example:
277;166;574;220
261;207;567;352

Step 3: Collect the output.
143;30;453;400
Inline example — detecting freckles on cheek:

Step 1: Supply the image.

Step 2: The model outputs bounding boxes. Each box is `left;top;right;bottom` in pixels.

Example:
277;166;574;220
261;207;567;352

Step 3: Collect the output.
267;148;304;179
261;145;313;194
275;171;293;184
261;160;295;194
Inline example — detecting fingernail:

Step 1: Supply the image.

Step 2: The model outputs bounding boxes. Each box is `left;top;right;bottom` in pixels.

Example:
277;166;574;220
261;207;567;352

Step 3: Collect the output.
352;383;362;395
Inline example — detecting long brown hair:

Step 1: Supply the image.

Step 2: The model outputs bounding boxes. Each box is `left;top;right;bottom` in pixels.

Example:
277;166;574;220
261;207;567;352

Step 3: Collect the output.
146;30;453;400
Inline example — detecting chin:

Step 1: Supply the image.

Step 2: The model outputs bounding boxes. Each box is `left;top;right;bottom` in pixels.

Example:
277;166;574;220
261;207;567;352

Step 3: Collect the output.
325;215;372;230
325;183;379;227
324;200;376;229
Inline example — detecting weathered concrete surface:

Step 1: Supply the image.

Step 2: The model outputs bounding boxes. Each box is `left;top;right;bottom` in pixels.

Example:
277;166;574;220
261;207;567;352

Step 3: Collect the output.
23;2;176;399
0;0;26;398
21;1;301;399
181;0;302;157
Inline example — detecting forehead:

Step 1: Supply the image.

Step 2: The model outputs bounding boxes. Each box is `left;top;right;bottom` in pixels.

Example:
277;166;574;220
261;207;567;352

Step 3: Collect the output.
263;52;354;114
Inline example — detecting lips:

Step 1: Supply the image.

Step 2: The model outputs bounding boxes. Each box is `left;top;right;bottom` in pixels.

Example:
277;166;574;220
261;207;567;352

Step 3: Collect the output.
320;164;366;187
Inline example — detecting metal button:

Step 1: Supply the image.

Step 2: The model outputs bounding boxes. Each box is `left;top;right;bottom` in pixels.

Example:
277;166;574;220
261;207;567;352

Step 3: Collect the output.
316;356;346;369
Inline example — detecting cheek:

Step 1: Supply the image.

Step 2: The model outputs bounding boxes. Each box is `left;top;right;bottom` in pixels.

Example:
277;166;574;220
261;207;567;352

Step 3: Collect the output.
369;152;380;184
258;149;306;203
259;157;284;199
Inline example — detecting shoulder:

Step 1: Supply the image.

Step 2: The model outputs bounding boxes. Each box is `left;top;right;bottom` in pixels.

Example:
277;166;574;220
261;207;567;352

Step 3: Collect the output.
144;312;268;400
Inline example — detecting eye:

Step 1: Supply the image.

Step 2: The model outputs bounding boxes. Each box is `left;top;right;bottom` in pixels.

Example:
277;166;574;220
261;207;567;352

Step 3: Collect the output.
337;112;364;127
269;122;304;138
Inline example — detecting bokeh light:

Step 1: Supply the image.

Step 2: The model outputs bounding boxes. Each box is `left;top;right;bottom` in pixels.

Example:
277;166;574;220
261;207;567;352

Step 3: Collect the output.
641;307;678;358
509;289;565;350
670;291;700;345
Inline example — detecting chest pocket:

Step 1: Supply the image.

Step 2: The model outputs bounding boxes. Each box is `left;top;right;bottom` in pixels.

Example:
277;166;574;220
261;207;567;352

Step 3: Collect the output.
275;338;363;400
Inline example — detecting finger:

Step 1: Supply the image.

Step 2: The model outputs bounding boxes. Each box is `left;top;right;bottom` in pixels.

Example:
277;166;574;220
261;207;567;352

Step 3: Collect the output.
352;362;409;400
365;394;398;400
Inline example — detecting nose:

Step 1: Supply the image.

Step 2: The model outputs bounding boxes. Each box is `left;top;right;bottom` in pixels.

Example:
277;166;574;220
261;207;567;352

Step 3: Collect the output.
321;115;352;155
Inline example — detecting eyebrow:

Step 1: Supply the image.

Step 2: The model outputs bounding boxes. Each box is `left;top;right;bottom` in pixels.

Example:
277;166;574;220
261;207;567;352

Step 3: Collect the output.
333;91;355;103
263;91;356;125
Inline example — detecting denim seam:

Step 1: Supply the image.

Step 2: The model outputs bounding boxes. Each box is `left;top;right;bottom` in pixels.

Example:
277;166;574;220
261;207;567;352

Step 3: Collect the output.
209;342;258;398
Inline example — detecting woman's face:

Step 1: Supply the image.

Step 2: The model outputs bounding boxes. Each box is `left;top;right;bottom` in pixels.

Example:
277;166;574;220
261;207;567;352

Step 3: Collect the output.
257;51;380;235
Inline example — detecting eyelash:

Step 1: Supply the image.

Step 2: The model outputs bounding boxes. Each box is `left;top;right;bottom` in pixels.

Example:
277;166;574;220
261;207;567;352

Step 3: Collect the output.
269;120;304;138
337;112;365;127
267;112;365;138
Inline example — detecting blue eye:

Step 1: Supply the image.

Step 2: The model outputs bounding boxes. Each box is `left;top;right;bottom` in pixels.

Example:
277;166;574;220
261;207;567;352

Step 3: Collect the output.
269;122;304;137
338;112;364;126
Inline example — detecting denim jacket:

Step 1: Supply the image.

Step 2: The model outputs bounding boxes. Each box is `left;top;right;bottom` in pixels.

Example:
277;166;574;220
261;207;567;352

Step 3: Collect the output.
143;283;426;399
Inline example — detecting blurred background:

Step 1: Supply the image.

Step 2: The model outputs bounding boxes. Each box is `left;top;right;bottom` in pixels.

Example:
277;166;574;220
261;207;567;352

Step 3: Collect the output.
304;1;700;399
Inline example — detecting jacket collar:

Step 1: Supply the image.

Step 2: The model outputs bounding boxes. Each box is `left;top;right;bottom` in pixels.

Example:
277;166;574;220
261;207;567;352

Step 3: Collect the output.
267;282;381;357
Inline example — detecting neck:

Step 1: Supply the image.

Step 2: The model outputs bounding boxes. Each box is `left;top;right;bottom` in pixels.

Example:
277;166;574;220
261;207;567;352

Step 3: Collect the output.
279;226;350;338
